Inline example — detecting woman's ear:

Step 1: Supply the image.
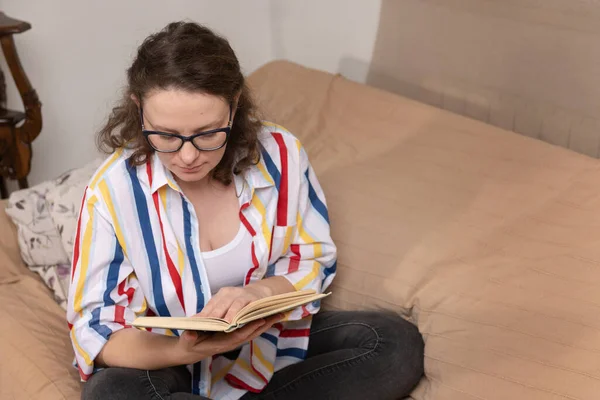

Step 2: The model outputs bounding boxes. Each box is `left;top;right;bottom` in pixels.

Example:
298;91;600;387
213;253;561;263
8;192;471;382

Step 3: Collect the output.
130;94;141;108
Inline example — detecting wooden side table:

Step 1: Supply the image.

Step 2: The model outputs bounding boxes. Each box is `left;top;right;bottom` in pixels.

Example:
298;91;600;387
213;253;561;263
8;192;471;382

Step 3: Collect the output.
0;12;42;198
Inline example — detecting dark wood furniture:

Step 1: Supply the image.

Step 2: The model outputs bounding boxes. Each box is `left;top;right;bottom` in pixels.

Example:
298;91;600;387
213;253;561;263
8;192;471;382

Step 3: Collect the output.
0;12;42;198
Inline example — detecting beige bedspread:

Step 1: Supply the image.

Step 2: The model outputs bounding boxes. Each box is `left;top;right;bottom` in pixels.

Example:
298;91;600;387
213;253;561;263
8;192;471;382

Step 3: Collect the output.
0;201;81;399
250;61;600;400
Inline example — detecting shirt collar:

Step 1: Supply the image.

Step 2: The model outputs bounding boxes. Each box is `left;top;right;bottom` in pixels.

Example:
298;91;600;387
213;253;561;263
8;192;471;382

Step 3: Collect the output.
147;154;181;194
245;156;275;190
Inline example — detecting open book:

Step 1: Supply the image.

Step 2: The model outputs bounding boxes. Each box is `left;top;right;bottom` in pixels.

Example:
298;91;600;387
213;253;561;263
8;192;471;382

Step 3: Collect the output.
132;289;330;333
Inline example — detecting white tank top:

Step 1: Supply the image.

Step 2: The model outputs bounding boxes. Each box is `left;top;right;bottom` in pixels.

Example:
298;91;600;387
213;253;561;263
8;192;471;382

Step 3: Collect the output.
201;223;254;295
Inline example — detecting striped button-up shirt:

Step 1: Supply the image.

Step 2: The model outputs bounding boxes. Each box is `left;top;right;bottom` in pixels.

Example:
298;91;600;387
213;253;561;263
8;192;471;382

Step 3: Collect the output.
66;123;337;399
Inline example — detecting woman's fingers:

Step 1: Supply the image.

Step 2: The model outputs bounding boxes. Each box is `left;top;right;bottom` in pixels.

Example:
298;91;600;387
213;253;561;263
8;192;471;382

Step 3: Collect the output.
229;319;266;342
264;313;284;327
207;298;235;319
189;313;284;356
195;303;212;318
197;294;231;319
229;314;284;345
223;298;251;323
251;314;283;337
197;288;247;320
196;294;219;318
192;320;265;354
196;287;267;322
180;330;210;349
182;330;197;341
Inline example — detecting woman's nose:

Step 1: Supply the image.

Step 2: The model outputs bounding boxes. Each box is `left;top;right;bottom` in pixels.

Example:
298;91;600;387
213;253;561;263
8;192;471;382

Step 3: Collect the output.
179;141;200;164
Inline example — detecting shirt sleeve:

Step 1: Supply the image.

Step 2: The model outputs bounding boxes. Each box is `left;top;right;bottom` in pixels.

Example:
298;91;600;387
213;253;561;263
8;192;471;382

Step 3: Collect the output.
66;186;145;381
274;143;337;318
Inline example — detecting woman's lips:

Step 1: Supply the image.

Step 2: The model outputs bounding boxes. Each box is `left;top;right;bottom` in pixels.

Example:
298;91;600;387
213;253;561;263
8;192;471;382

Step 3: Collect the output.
179;164;203;173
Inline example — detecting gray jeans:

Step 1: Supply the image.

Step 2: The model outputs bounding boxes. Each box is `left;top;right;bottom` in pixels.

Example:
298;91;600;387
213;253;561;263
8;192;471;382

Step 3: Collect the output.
82;310;424;400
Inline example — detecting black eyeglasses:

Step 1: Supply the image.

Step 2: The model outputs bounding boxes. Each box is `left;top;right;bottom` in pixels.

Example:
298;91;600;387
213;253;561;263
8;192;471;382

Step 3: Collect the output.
140;105;233;153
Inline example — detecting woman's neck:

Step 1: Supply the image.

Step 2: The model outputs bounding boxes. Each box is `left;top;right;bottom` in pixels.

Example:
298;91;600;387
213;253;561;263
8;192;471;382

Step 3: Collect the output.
176;175;231;199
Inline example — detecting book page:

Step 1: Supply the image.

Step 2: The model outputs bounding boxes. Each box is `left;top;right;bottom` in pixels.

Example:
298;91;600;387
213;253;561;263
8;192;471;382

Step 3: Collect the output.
232;289;318;324
132;316;230;332
132;290;331;332
236;292;330;326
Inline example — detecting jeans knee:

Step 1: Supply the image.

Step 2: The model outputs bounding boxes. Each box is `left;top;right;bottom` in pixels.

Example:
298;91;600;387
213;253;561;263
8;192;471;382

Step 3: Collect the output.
365;310;425;380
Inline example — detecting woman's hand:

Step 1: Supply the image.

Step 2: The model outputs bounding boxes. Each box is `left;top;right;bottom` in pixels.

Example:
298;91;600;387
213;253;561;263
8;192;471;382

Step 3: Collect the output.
197;285;268;322
174;278;296;365
198;277;296;322
176;313;282;365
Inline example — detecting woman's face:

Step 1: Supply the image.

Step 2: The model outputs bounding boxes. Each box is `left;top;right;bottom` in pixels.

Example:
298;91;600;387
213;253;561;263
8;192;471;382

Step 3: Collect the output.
141;89;230;184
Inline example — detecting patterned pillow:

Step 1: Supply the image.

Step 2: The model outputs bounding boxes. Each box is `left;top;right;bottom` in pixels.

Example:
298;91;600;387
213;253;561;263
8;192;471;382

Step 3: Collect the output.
26;263;71;310
46;159;103;261
6;158;103;310
6;181;69;267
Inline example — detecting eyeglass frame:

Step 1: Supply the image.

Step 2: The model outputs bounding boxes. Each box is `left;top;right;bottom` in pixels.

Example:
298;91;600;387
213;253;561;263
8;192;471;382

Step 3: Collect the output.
139;104;233;153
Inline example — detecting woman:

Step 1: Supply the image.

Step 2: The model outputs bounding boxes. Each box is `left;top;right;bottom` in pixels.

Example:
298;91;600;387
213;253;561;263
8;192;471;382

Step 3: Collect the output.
67;21;424;400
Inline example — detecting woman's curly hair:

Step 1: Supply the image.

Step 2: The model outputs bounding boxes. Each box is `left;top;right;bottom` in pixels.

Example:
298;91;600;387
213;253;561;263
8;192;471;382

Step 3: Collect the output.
97;21;262;185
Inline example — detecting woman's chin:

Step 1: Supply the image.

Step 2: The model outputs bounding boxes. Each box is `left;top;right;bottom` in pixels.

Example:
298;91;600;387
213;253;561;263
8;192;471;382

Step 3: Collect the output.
173;168;210;183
